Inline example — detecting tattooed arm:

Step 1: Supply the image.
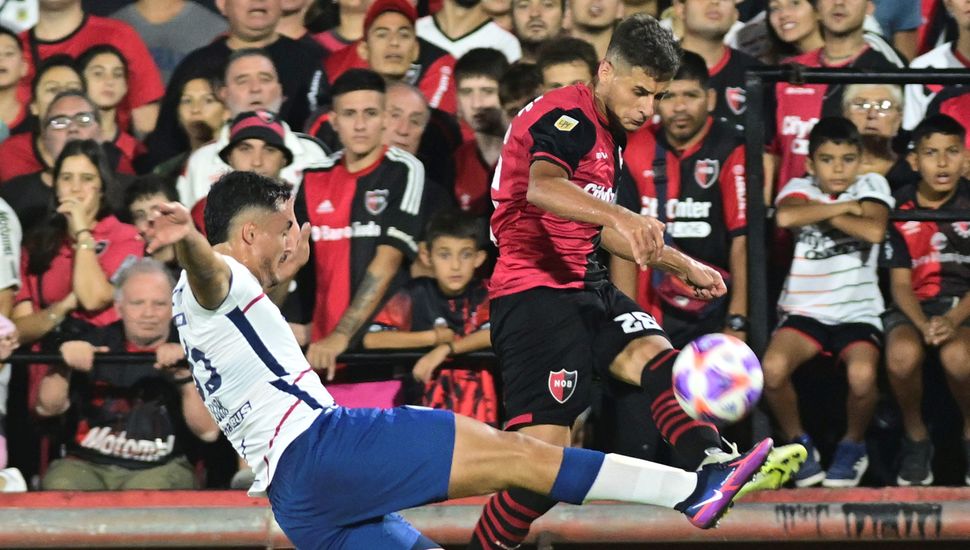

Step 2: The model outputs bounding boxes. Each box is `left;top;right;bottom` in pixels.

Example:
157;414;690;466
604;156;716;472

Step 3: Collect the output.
305;245;405;379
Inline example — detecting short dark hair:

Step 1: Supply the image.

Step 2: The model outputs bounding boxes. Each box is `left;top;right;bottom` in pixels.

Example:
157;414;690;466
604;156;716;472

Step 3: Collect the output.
536;37;598;80
808;116;862;157
32;54;83;99
455;48;509;86
78;44;129;79
330;68;386;100
225;48;278;83
499;62;542;107
0;25;20;49
605;14;681;81
911;114;967;150
124;174;179;214
673;50;709;89
204;172;294;246
425;209;485;248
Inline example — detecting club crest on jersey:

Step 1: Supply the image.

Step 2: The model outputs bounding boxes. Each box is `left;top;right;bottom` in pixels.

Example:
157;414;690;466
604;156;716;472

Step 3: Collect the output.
725;87;746;115
365;189;389;215
952;221;970;238
694;159;720;189
554;115;578;132
548;369;577;404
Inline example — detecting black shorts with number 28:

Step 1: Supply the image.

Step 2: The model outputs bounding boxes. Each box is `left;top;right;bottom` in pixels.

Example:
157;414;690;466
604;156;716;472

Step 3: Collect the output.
490;284;667;430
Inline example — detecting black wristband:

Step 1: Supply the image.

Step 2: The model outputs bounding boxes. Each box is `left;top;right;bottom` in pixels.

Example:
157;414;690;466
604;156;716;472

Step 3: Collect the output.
172;375;194;385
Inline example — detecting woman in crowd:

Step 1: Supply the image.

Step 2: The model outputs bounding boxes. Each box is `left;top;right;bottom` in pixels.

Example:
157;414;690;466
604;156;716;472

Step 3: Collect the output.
12;139;143;350
150;73;226;182
79;45;144;169
765;0;823;63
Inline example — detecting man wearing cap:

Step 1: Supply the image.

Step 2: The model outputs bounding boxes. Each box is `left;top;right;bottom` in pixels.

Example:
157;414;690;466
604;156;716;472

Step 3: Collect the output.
175;50;330;209
322;0;458;114
189;110;294;232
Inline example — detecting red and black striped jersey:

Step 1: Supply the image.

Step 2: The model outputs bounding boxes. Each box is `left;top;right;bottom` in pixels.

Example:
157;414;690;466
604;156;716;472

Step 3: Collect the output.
882;180;970;300
618;118;747;318
489;84;625;299
295;147;426;341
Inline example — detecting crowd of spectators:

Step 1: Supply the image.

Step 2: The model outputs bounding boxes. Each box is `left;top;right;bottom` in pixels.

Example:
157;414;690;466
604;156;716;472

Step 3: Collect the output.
0;0;966;495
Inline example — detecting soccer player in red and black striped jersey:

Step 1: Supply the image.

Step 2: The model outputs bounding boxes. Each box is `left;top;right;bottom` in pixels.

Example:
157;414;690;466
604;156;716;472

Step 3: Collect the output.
471;15;805;550
297;69;426;408
881;115;970;487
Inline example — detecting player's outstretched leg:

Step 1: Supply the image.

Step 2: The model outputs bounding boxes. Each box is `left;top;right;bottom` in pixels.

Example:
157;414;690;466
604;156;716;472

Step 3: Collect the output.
449;413;774;531
610;337;806;497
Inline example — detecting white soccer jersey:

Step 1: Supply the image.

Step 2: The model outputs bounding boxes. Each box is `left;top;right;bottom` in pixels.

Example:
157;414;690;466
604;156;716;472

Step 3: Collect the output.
776;173;895;328
173;255;335;496
415;16;521;63
903;42;970;130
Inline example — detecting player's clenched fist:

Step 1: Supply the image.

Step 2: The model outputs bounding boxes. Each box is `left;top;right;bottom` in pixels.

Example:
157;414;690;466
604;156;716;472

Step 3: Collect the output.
611;208;665;268
682;260;728;300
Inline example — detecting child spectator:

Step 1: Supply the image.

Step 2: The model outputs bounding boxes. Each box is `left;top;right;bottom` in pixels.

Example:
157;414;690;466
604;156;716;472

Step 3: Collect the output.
499;62;542;121
763;117;893;488
0;26;28;138
364;210;497;425
123;175;181;280
882;114;970;486
79;45;145;168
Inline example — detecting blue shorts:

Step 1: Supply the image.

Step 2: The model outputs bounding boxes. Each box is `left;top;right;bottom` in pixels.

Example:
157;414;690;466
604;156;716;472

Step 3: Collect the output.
267;406;456;550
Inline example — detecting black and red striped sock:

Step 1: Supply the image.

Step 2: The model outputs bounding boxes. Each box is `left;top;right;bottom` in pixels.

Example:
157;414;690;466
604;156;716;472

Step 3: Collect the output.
467;488;556;549
640;349;722;469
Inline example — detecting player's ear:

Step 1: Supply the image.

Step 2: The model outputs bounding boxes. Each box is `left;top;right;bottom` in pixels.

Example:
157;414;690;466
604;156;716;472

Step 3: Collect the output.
241;220;258;245
705;88;716;112
906;150;918;172
473;250;487;268
805;156;815;176
358;40;369;63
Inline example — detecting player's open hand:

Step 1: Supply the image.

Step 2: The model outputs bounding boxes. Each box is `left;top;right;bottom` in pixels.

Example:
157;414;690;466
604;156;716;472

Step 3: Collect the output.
682;260;727;300
413;344;449;383
612;209;665;268
306;332;349;381
145;202;193;254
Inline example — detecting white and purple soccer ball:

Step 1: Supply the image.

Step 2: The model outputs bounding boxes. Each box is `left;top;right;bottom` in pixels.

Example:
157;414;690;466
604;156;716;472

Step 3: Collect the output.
672;333;764;425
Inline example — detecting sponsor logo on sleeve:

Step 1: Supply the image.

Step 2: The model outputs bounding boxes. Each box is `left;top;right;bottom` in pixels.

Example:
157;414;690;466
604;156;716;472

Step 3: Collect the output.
554;115;579;132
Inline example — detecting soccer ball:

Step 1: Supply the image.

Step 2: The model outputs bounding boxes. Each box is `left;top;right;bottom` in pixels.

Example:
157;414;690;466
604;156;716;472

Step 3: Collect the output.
672;333;763;425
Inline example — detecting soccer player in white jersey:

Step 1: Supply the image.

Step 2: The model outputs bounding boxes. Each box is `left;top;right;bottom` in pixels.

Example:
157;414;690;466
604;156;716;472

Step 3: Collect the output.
146;171;774;549
763;117;894;489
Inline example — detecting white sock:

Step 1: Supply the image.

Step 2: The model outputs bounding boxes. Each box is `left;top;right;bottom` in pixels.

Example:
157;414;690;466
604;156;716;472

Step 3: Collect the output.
584;453;698;509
